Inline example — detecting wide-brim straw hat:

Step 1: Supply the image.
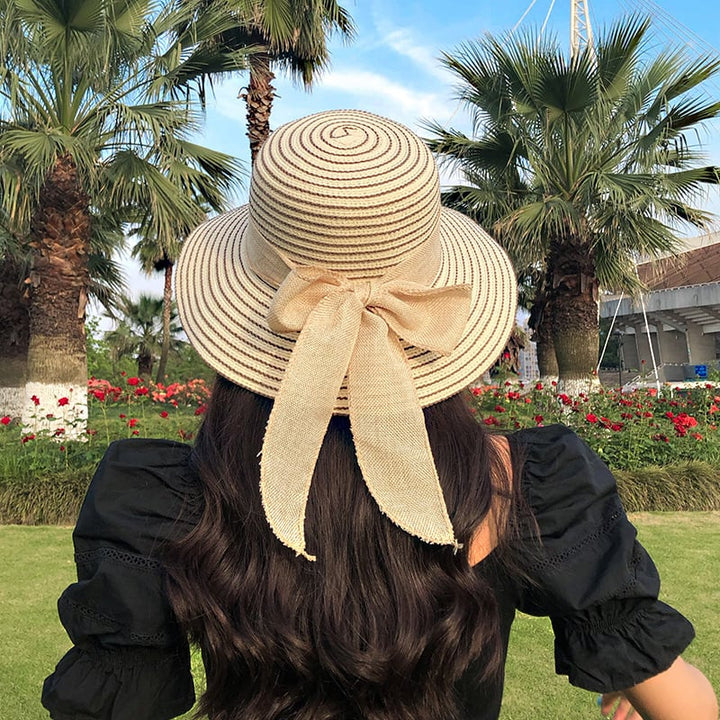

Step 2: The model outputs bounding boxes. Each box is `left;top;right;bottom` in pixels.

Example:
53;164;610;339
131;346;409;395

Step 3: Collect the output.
176;109;517;559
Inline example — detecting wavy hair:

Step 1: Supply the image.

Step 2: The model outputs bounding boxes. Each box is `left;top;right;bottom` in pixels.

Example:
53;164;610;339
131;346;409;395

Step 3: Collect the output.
166;376;524;720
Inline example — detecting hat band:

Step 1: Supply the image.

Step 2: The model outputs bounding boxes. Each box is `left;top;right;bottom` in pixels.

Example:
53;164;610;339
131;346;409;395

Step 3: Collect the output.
243;218;444;288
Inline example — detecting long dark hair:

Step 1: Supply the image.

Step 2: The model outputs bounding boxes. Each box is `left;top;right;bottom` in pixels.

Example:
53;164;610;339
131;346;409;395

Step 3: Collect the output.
166;376;522;720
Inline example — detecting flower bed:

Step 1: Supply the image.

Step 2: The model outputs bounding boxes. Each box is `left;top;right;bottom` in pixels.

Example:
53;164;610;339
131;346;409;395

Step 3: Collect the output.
1;375;210;481
469;381;720;470
2;376;720;523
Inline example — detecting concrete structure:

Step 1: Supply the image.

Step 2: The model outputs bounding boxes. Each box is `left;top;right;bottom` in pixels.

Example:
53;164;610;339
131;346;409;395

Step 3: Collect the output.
600;234;720;383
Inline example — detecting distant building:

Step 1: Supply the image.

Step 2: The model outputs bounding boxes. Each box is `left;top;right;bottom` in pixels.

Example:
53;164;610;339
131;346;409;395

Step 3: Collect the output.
600;232;720;383
519;341;540;381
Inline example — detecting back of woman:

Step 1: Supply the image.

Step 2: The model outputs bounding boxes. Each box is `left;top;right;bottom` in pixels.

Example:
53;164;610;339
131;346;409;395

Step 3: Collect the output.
42;110;717;720
167;383;515;720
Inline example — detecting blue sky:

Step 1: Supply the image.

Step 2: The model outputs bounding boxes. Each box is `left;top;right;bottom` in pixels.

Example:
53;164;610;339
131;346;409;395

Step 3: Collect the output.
112;0;720;305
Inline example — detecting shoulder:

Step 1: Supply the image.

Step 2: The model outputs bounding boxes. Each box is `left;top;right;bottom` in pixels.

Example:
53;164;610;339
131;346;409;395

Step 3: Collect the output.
74;438;199;549
506;424;621;535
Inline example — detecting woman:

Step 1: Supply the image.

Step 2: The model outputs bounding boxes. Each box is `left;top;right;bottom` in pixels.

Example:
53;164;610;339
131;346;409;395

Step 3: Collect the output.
43;110;717;720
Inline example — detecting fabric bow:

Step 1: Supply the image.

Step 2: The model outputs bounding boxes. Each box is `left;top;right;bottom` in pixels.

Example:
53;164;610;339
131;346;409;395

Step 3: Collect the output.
260;264;472;560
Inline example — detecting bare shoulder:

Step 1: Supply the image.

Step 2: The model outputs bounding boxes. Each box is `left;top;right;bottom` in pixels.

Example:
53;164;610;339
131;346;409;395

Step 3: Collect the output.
467;434;513;567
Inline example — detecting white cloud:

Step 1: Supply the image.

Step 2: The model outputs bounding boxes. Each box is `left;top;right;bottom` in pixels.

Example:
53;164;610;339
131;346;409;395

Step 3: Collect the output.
381;27;454;84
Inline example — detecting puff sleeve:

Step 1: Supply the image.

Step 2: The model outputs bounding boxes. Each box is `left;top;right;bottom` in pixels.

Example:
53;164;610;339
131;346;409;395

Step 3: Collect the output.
42;439;201;720
513;425;695;693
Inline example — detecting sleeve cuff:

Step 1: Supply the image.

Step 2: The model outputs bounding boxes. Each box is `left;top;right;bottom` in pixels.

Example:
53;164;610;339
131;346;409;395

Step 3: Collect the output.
42;645;195;720
552;599;695;692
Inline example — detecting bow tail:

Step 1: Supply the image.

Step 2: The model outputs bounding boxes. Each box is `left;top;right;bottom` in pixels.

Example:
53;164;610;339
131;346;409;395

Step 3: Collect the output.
348;312;458;548
260;293;362;560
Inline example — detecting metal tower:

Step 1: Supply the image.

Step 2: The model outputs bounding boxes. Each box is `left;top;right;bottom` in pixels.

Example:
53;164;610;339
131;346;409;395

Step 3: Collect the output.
570;0;595;59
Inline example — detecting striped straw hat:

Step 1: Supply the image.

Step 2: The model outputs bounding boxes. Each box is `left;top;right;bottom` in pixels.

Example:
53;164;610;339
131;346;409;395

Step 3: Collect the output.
176;109;517;559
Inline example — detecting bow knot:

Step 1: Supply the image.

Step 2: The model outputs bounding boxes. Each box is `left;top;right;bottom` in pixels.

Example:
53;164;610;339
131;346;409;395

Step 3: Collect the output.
260;262;472;560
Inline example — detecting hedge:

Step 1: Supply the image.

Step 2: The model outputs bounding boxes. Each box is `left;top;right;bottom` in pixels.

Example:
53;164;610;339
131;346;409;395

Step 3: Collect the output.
1;462;719;525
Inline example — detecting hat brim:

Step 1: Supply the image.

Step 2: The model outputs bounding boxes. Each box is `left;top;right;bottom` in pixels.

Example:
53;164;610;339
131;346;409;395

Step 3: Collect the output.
176;205;517;412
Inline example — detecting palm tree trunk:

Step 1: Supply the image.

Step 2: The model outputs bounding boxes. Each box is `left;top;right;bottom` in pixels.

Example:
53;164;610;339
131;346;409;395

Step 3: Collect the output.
243;52;276;164
155;261;173;384
549;235;600;395
138;348;153;378
0;257;29;419
529;293;558;382
23;155;91;439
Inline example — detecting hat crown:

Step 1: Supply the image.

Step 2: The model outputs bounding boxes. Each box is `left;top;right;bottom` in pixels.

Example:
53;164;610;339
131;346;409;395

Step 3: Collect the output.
249;110;441;279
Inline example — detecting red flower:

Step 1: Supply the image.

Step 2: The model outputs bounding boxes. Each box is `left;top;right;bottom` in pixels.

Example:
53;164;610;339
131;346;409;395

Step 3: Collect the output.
551;380;557;386
53;428;65;436
92;390;106;401
586;413;598;423
470;387;483;397
651;433;669;442
127;377;140;386
127;418;139;428
665;411;675;419
132;429;139;436
86;429;98;436
160;411;169;418
692;432;703;440
59;446;65;452
610;423;624;431
58;397;69;406
119;413;126;419
534;415;544;424
21;434;35;444
194;404;207;416
121;371;127;376
31;395;40;406
535;382;543;391
135;387;149;396
483;416;500;426
0;416;10;426
524;397;532;404
494;405;506;413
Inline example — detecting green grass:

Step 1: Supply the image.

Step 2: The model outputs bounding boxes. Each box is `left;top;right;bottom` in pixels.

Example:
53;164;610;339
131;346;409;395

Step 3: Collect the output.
1;514;718;720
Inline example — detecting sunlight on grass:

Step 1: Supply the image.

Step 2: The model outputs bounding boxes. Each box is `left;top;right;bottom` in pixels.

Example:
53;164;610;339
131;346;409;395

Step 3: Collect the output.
1;514;717;719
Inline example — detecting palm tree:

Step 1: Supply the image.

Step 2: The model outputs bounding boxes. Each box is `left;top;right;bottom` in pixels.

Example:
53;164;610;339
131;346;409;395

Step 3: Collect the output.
427;16;720;392
106;295;183;378
190;0;355;162
131;221;189;385
0;0;245;436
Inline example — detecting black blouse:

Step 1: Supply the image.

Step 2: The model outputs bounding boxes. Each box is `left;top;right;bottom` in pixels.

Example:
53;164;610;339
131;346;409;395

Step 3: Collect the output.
42;425;695;720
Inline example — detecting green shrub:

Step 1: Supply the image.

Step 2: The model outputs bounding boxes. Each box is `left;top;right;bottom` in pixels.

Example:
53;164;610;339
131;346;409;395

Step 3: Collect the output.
2;461;718;525
0;472;92;524
615;462;720;512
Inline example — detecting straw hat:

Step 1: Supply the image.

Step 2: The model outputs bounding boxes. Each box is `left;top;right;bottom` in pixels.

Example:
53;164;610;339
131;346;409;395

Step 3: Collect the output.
176;110;517;559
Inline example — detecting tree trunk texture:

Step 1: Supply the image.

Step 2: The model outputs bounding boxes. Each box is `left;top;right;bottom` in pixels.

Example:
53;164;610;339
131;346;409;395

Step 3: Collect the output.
529;293;558;382
23;155;91;439
243;52;276;164
548;235;600;394
0;257;30;418
138;350;154;379
155;261;173;384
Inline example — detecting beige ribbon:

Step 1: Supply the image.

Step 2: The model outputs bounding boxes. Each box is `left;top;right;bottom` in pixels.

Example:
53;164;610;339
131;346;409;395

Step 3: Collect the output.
255;240;472;560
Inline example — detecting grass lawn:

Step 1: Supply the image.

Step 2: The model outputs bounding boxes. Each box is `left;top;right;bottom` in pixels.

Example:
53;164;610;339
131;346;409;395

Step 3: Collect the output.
1;513;717;720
